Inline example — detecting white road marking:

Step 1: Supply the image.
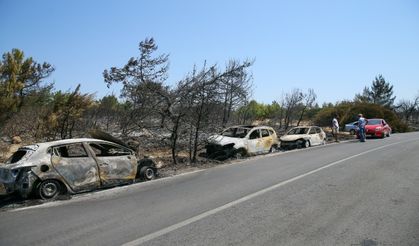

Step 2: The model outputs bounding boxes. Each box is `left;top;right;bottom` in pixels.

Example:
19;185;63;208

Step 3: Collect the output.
122;140;412;246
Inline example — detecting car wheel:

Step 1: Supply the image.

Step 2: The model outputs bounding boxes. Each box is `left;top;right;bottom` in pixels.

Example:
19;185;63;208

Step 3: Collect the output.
321;139;326;145
235;148;247;159
209;150;232;161
303;140;310;148
140;166;155;181
269;144;278;153
37;180;62;200
296;140;303;149
349;129;355;135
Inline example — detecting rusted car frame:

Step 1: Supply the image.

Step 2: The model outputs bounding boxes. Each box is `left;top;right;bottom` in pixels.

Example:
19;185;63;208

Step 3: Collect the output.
0;138;157;199
279;126;326;149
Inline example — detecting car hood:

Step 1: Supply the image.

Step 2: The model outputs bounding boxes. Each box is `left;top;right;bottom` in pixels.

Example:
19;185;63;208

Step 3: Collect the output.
207;135;245;148
280;134;309;142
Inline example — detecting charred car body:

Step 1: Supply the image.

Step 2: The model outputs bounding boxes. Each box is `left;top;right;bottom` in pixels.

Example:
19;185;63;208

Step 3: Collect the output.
206;125;279;160
280;126;326;149
0;138;157;199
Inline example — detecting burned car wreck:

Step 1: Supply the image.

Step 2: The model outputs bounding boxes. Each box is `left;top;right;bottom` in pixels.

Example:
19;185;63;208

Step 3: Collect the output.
280;126;326;149
206;125;279;160
0;138;157;200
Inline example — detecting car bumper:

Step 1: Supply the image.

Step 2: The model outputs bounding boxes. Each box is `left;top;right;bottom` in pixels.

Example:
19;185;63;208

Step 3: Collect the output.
0;169;38;197
365;130;384;137
280;141;299;148
0;182;18;196
0;183;9;195
205;143;237;160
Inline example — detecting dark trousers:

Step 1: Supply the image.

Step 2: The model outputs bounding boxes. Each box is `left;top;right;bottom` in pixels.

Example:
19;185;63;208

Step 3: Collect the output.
359;128;366;142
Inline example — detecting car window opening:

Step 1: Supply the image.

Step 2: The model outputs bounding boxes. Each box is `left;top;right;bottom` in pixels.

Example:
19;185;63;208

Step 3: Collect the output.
367;119;382;125
288;128;309;135
261;129;270;137
53;144;88;158
221;127;251;138
90;143;131;157
249;130;260;139
6;150;27;164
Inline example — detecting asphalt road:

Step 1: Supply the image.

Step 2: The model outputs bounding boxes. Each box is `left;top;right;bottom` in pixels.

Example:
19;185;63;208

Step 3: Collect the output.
1;132;419;246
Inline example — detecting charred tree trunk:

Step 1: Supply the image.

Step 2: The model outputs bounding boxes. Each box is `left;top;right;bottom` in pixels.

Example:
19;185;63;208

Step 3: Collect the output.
192;110;203;163
297;106;307;126
222;93;229;127
170;114;182;165
188;123;194;163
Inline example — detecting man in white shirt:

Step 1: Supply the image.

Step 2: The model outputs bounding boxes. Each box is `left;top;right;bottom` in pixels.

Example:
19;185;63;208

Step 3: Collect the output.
332;115;339;142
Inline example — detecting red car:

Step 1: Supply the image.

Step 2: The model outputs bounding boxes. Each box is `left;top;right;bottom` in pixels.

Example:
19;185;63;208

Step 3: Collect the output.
364;118;392;138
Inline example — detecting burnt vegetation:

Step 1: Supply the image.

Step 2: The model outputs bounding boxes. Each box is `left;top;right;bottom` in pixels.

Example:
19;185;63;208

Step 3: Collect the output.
1;39;418;165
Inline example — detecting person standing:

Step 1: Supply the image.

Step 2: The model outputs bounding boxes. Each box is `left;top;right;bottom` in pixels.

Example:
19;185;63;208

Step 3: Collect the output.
357;114;367;142
332;115;340;142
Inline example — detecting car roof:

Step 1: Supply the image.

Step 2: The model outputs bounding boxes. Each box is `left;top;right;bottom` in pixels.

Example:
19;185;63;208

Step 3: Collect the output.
253;125;274;129
227;125;274;130
290;126;317;128
30;138;120;149
228;125;257;128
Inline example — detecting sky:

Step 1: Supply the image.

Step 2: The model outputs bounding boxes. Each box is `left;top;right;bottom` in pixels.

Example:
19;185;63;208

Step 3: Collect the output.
1;0;419;104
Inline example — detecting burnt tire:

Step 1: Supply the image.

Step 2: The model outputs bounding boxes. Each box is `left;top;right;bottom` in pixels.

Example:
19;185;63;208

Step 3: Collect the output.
235;148;247;159
37;180;62;200
208;150;229;161
303;140;310;148
269;144;278;153
140;166;155;181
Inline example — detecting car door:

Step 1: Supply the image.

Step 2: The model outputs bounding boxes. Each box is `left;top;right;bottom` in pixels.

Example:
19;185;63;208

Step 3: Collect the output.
50;143;101;192
308;127;321;145
88;142;137;187
260;128;273;153
247;129;263;154
316;127;326;143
